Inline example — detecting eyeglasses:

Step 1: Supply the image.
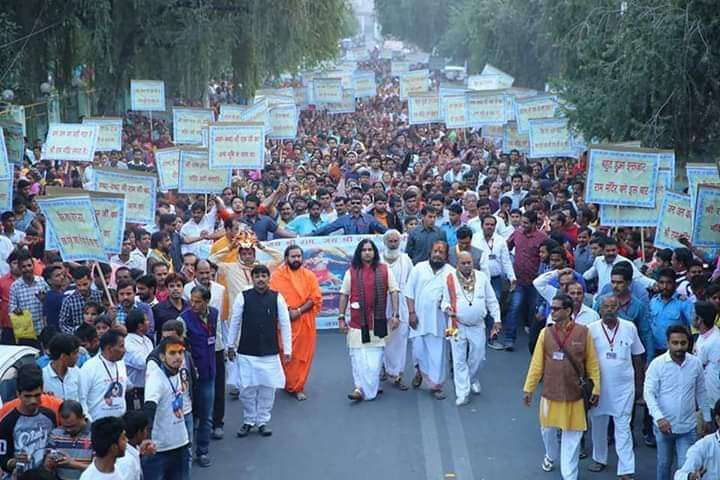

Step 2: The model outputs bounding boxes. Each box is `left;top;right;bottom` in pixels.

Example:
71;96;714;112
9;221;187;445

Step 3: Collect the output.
550;306;569;311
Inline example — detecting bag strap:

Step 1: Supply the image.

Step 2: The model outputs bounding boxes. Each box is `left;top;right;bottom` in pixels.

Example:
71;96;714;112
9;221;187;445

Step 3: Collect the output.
550;327;585;382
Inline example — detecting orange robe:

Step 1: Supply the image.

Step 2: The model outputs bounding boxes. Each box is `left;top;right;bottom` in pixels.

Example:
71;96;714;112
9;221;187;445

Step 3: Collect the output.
270;264;323;393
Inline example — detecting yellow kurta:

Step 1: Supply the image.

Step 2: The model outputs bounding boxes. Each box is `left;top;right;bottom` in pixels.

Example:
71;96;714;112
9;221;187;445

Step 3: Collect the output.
523;328;601;431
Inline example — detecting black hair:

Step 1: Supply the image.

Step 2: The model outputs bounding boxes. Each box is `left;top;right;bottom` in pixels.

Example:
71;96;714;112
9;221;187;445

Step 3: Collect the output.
610;263;633;282
136;274;157;290
523;210;538;224
123;410;149;439
695;301;717;330
39;325;60;349
666;324;690;341
99;329;124;351
656;248;673;263
190;284;211;301
116;280;135;293
150;231;170;249
59;399;84;419
71;266;91;281
657;267;677;283
125;309;147;334
601;236;618;248
283;244;304;260
159;335;185;354
48;334;80;361
16;363;43;393
162;319;185;337
552;293;574;310
75;323;98;342
351;239;380;269
420;206;437;217
672;247;692;269
250;264;271;277
90;416;125;457
456;226;473;240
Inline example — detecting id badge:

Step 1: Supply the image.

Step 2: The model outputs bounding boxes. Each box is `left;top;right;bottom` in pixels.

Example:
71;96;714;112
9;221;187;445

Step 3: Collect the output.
350;302;360;310
606;351;617;360
207;336;216;346
488;254;497;260
552;351;565;361
172;393;183;414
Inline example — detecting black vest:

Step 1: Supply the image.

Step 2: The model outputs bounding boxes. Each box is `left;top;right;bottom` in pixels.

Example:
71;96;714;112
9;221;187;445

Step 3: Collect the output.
237;289;279;357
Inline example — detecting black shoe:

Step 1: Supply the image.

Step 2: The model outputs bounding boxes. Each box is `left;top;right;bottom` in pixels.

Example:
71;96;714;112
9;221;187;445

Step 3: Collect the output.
643;432;656;448
195;454;211;467
236;424;253;438
258;424;272;437
504;342;515;352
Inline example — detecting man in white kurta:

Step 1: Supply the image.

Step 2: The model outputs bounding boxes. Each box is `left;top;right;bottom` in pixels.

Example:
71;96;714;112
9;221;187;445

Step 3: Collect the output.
227;265;291;436
587;296;645;478
693;303;720;411
382;230;413;389
442;251;501;406
405;241;455;399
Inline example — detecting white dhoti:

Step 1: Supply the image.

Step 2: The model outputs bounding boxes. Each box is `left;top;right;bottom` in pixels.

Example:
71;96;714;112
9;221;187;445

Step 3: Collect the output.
590;412;634;476
235;354;285;426
541;427;582;480
347;328;384;400
227;358;240;392
412;334;447;388
449;323;485;400
383;321;409;378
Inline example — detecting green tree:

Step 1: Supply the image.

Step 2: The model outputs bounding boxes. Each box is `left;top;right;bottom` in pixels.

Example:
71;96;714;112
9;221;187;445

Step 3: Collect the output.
375;0;451;52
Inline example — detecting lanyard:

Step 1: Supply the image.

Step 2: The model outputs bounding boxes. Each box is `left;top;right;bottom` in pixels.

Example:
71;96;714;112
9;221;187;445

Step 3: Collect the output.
100;356;119;384
601;322;620;350
550;322;576;352
486;237;494;251
161;364;179;395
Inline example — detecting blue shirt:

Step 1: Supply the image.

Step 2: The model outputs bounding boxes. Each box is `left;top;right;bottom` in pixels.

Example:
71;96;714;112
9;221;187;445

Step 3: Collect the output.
242;214;278;241
286;214;327;236
440;221;460;248
649;293;695;353
573;244;594;274
312;213;387;236
43;290;67;329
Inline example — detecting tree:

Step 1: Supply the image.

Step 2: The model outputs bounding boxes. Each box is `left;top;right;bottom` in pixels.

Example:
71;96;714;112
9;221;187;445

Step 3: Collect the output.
375;0;451;52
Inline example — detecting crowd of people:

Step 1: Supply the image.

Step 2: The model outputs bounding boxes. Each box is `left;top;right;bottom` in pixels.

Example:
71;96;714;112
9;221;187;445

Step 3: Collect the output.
0;49;718;480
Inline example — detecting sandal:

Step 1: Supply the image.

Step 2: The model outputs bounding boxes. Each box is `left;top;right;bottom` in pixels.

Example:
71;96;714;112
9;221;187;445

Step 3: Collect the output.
412;371;423;389
347;388;363;402
432;389;446;400
393;377;409;391
587;461;606;472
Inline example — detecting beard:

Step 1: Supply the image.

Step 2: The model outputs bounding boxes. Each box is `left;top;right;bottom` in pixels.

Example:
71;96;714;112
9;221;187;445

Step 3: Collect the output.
384;247;400;262
429;259;445;270
289;261;302;270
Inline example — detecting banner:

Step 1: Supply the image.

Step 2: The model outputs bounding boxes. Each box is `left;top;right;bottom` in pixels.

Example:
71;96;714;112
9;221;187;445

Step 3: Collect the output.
45;188;126;255
481;64;515;87
312;78;343;104
82;117;122;152
37;196;107;263
0;130;10;180
92;168;156;224
0;121;24;164
352;71;377;98
178;148;231;194
584;146;660;208
467;74;512;91
514;95;559;133
130;80;166;112
528;118;575;158
154;147;180;191
399;70;430;100
655;192;692;249
218;104;247;122
599;170;672;227
0;177;12;212
43;123;99;162
466;90;506;126
239;99;271;134
692;184;720;248
326;90;357;115
391;60;411;76
408;93;442;125
172;108;214;145
503;122;530;153
267;104;298;140
208;123;265;169
686;163;720;214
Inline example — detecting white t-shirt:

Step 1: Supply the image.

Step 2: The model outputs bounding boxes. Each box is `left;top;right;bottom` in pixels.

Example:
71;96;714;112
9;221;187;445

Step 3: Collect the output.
42;364;81;401
79;462;124;480
144;361;190;452
79;354;128;421
115;443;141;480
695;326;720;406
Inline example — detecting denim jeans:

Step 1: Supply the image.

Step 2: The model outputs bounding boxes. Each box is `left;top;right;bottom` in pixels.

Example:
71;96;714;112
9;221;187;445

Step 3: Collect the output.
504;284;537;344
653;425;696;480
142;445;189;480
213;350;226;429
485;276;504;333
184;413;193;471
193;378;215;456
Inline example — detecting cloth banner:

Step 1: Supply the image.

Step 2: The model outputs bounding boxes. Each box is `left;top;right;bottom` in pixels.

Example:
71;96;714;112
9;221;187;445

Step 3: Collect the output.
92;168;156;224
130;80;166;112
43;123;99;162
179;148;232;193
208;123;265;170
584;146;660;208
82;117;122;152
172;108;215;145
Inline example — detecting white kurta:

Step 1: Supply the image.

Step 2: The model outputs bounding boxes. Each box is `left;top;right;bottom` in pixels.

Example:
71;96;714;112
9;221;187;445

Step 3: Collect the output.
405;262;455;338
228;290;292;389
588;318;645;417
694;326;720;406
384;253;413;377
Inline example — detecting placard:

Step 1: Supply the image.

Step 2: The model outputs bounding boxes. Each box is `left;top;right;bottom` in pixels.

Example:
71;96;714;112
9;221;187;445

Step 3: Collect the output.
0;177;12;212
208;123;265;169
0;130;11;180
313;78;343;103
467;74;512;91
584;146;660;207
43;123;99;162
442;95;469;129
172;108;214;145
178;148;232;193
352;72;377;98
481;64;515;86
82;117;122;152
0;121;24;164
466;90;506;126
503;122;530;153
130;80;166;112
239;99;271;134
692;184;720;248
655;192;692;249
154;147;180;191
218;104;247;122
599;170;672;227
327;90;357;115
686;163;720;215
92;168;157;224
514;95;559;133
293;86;308;108
528;118;575;158
268;105;298;140
399;70;430;100
657;149;676;188
391;61;411;76
408;93;442;125
37;196;107;263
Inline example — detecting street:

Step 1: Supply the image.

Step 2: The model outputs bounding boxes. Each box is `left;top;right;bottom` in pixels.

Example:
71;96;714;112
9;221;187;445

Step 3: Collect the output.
193;331;657;479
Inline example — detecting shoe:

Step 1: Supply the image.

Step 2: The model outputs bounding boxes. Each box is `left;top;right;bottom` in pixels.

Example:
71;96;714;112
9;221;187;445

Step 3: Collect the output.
579;450;588;460
541;455;554;472
504;342;515;352
294;391;307;401
411;371;423;389
643;432;656;448
393;377;409;391
347;388;363;401
258;424;272;437
470;381;482;395
212;427;224;440
432;389;446;400
195;454;211;467
229;390;240;400
455;395;469;406
236;424;253;438
488;339;506;351
587;461;606;472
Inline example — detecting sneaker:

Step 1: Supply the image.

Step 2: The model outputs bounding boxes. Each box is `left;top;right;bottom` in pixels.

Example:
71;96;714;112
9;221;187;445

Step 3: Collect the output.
488;339;507;351
455;395;469;406
196;454;211;468
541;455;554;472
504;342;515;352
236;424;253;438
470;381;482;395
212;427;224;440
258;424;272;437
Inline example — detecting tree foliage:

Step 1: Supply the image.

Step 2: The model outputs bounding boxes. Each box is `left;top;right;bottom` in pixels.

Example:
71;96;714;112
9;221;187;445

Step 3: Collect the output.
0;0;354;112
375;0;451;53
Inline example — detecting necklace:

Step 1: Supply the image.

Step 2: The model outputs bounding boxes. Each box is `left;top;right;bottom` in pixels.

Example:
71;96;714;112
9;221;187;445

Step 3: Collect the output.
456;271;476;306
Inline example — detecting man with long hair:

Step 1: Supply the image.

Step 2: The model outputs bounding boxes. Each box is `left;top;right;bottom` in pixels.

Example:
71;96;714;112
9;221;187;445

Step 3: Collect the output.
338;239;400;401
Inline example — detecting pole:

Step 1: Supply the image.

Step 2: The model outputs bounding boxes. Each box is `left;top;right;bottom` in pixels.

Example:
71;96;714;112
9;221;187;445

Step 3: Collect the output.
148;111;154;146
640;227;646;262
93;261;115;307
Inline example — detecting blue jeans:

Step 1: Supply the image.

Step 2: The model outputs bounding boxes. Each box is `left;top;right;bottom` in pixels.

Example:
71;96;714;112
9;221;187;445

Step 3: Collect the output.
654;425;696;480
504;284;537;344
142;445;189;480
184;414;193;471
486;276;505;333
193;378;215;456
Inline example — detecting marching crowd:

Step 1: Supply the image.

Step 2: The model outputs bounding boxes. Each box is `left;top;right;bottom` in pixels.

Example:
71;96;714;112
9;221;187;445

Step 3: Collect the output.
0;50;718;480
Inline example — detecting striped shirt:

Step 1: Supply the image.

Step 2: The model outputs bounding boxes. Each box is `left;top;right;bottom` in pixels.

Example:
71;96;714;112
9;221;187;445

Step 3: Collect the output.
46;424;93;479
9;275;49;335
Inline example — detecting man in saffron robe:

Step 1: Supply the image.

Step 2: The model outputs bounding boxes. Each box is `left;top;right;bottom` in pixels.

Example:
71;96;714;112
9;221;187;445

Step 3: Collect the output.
269;245;323;401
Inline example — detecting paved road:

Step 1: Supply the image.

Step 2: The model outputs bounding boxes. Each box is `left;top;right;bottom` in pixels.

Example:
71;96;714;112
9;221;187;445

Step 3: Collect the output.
193;331;657;479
